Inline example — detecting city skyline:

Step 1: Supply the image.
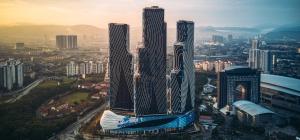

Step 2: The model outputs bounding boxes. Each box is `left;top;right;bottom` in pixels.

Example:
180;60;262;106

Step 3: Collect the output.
0;2;300;139
1;0;299;28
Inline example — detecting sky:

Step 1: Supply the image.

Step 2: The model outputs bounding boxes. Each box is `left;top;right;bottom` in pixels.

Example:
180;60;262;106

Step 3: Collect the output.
0;0;299;28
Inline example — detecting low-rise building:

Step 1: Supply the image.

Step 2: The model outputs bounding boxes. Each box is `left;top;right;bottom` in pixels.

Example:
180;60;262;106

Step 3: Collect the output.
232;100;277;127
260;74;300;117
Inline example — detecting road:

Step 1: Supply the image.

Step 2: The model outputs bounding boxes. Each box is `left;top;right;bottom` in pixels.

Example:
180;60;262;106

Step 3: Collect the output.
50;102;108;140
4;78;44;103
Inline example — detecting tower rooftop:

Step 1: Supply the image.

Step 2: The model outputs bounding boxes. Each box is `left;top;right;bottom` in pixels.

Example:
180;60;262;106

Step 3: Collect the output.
144;6;164;10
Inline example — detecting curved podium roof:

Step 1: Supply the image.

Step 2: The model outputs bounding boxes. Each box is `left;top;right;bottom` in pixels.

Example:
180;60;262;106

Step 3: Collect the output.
261;74;300;97
100;110;195;132
233;100;274;116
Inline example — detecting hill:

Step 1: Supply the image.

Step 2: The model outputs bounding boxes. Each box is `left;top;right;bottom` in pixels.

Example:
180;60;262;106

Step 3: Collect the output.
264;26;300;41
0;25;107;49
0;25;260;50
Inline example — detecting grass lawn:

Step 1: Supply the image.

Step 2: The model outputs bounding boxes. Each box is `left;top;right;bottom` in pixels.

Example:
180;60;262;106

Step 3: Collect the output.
38;78;75;89
63;91;89;105
63;77;76;84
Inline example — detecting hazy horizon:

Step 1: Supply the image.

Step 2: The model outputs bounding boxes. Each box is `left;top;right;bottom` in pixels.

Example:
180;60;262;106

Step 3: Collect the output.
1;0;300;28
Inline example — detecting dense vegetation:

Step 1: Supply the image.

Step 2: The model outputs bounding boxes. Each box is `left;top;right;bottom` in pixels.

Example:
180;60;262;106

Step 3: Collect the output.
0;79;76;140
195;71;217;95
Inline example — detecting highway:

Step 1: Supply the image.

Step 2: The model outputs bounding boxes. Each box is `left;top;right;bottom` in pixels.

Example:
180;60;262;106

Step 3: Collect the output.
4;78;44;103
50;102;108;140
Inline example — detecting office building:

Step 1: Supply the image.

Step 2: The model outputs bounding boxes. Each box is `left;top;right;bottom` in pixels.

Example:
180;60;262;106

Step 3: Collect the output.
170;43;184;114
170;20;195;114
135;6;167;115
109;23;134;111
217;66;260;108
166;54;174;74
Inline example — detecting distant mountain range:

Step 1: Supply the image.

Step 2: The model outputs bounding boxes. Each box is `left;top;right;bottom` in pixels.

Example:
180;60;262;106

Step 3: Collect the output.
264;26;300;41
0;25;107;49
0;24;299;49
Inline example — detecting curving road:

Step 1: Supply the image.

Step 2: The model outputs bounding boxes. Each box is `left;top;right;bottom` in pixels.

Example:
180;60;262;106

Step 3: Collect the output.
4;78;44;103
49;102;108;140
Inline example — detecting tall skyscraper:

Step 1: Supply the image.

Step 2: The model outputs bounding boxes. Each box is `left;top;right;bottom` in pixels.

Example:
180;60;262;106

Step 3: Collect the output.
109;23;134;111
170;21;195;114
135;6;167;115
170;43;185;114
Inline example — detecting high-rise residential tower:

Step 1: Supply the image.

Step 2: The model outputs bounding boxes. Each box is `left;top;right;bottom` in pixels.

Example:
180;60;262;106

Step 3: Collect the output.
135;6;167;115
0;59;23;92
66;61;79;76
56;35;78;49
260;50;272;74
249;39;261;69
67;35;77;49
248;39;273;73
228;34;233;42
170;21;195;114
251;39;260;49
109;23;134;111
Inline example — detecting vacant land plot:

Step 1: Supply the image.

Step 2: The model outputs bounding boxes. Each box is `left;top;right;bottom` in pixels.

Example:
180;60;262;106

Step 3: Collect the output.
63;91;89;104
38;80;59;89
